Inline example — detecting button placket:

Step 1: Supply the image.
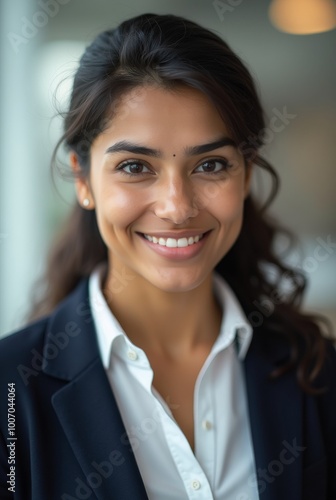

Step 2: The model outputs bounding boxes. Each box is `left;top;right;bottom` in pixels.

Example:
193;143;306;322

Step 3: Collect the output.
201;420;213;431
194;358;216;486
191;479;201;490
160;410;214;499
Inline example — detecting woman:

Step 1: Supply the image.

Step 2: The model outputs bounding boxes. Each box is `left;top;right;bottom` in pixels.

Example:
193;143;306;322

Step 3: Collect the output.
0;13;335;500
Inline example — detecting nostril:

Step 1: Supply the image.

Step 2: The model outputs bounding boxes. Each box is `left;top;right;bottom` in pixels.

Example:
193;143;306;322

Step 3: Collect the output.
154;195;199;224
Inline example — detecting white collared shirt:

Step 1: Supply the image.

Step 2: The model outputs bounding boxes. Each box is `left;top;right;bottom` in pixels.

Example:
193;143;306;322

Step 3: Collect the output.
89;264;259;500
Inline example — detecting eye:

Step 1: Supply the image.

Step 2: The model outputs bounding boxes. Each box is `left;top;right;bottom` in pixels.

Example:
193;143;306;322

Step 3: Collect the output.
194;159;231;174
117;160;152;176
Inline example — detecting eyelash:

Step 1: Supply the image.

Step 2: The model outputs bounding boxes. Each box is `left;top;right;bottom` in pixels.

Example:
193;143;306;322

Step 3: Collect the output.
116;160;153;177
116;158;233;177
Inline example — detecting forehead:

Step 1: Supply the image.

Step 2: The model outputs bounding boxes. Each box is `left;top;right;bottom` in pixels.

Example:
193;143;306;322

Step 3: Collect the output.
94;85;230;152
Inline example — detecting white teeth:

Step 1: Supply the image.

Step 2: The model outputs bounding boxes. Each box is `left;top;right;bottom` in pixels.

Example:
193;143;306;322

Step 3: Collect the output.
177;238;188;248
144;234;204;247
166;238;177;248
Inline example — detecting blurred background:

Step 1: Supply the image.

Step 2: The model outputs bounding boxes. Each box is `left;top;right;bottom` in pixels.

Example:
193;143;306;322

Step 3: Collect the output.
0;0;335;338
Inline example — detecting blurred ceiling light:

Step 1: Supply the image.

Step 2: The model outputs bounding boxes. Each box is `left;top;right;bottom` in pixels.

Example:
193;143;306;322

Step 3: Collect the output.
269;0;336;34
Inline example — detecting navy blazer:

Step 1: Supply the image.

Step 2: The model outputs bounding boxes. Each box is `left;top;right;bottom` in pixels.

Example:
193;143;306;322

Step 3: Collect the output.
0;278;335;500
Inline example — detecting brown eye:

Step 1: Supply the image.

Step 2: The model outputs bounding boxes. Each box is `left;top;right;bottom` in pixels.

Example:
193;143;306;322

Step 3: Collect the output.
118;161;151;175
195;159;230;173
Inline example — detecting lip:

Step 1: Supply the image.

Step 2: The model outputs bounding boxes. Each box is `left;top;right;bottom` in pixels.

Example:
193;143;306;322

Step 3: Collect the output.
139;230;207;239
137;230;212;261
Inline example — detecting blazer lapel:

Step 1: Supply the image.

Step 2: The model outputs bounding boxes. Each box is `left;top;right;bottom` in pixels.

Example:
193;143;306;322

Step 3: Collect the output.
243;329;303;500
42;279;148;500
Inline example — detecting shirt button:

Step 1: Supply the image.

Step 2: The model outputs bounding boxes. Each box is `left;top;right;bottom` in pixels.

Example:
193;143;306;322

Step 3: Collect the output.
191;479;201;490
127;350;138;361
202;420;213;430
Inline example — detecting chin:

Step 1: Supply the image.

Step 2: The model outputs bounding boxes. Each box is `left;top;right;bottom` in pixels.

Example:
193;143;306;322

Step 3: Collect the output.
148;267;210;294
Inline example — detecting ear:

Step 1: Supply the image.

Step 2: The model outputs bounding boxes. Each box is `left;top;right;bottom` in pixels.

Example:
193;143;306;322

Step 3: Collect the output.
70;152;95;210
243;161;254;199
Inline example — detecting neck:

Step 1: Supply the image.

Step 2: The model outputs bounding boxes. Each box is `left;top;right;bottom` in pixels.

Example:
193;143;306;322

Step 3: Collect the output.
102;265;222;359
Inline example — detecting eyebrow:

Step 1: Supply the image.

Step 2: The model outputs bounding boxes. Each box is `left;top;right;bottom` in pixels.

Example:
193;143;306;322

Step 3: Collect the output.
105;137;236;158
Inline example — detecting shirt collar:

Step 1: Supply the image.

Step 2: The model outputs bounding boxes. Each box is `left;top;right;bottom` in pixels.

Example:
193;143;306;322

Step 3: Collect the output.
89;263;127;368
89;263;253;369
212;273;253;360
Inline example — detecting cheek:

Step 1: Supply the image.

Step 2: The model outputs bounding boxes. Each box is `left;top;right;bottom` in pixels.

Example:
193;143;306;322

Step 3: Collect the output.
95;184;145;235
200;179;246;223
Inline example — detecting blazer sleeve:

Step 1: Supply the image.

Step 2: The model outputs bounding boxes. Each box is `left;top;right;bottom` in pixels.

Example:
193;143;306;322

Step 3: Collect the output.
318;340;336;498
0;431;13;499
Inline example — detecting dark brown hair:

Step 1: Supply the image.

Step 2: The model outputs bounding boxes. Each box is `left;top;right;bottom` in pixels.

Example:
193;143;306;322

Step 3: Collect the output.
29;13;331;393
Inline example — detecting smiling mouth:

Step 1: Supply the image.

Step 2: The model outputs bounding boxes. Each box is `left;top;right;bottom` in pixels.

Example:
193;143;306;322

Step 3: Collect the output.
141;232;206;248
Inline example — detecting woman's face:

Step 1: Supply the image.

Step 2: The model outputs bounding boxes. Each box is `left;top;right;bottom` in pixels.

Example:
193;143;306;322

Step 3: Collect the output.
75;85;252;293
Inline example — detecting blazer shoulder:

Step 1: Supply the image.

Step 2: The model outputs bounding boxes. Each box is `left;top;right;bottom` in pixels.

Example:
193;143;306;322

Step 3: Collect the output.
317;337;336;392
0;316;49;376
0;278;91;376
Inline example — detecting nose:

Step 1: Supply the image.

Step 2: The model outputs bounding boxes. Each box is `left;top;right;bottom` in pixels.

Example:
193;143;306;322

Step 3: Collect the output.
154;174;199;225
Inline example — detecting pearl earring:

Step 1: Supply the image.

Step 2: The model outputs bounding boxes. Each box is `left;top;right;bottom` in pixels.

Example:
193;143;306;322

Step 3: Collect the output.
83;198;90;207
